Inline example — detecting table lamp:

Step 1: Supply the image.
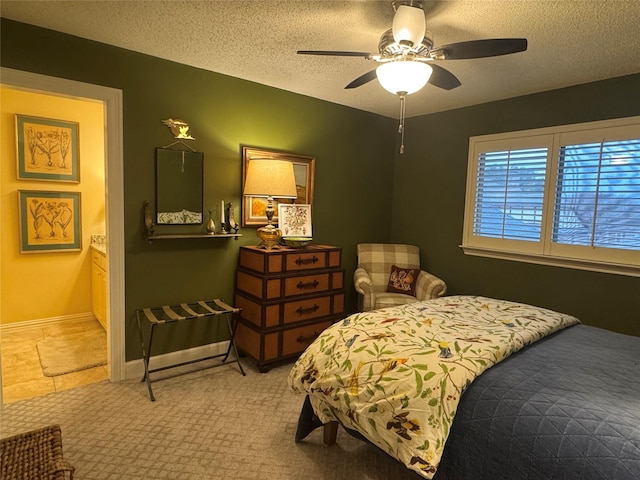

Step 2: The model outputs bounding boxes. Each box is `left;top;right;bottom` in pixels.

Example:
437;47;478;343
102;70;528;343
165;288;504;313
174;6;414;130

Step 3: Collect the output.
243;159;297;249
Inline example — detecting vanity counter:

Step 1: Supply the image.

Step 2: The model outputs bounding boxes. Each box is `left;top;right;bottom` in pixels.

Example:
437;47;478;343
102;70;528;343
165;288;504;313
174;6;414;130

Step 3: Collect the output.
91;243;106;255
90;237;107;331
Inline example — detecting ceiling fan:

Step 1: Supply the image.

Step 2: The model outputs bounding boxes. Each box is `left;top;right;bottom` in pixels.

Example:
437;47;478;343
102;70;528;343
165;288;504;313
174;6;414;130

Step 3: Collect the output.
298;0;528;152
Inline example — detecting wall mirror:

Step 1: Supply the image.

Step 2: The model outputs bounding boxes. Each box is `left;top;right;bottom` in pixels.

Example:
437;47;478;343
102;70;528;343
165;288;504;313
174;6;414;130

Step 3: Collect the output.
155;147;204;224
241;146;315;227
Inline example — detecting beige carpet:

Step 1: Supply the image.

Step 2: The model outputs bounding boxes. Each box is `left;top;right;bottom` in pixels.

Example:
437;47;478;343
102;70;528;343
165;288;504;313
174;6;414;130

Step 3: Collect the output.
36;330;107;376
0;361;421;479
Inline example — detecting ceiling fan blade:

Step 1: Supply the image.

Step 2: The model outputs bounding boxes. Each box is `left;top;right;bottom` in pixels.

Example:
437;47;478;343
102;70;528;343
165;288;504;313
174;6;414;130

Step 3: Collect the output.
297;50;372;58
345;70;378;89
431;38;528;60
428;64;461;90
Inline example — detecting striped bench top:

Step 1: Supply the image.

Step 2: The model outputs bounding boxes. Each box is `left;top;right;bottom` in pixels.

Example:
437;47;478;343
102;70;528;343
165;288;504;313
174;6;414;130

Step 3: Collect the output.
138;299;240;324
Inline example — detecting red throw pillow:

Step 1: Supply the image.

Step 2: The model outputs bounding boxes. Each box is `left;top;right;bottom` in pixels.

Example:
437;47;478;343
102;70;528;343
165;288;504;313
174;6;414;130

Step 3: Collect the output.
386;265;419;296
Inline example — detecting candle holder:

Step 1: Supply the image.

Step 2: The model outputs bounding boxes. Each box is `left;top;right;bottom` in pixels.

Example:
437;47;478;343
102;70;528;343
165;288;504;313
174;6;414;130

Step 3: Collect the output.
220;200;228;234
225;202;240;235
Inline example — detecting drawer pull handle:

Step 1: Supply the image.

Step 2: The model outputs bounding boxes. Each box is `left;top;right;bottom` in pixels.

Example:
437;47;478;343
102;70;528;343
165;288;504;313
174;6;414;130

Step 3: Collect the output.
297;280;319;290
296;332;319;344
295;256;319;266
296;304;319;315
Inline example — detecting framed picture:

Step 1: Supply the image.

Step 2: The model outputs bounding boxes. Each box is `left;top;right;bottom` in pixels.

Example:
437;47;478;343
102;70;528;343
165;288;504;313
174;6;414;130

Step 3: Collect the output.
16;114;80;183
278;204;312;238
18;190;82;253
241;146;315;226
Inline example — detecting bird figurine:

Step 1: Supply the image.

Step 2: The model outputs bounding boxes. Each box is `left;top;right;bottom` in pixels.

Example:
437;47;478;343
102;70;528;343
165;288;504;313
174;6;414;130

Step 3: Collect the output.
161;118;194;139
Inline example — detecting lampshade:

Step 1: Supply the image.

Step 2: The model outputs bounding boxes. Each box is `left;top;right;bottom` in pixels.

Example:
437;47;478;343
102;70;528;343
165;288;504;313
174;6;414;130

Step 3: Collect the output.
392;5;426;47
243;159;298;249
376;61;433;95
243;159;297;199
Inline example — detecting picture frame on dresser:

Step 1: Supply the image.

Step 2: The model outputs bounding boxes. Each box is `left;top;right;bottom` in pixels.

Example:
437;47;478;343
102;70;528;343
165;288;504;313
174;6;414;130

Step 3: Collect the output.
18;190;82;253
15;114;80;183
241;146;315;227
278;204;312;238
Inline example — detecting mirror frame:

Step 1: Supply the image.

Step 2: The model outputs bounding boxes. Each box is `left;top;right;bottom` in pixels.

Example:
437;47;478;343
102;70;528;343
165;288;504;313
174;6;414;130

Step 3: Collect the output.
241;146;315;227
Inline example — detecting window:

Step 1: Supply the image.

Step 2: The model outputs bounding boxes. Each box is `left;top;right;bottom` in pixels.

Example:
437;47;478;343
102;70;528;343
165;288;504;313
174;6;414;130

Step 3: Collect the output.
462;117;640;277
474;147;547;242
553;139;640;250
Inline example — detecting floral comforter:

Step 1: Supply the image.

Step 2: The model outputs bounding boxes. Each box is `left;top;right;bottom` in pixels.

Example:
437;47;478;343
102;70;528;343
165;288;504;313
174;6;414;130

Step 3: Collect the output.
288;295;580;479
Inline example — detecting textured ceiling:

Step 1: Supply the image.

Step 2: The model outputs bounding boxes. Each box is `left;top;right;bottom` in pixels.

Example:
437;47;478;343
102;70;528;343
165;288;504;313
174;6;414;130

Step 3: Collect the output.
2;0;640;119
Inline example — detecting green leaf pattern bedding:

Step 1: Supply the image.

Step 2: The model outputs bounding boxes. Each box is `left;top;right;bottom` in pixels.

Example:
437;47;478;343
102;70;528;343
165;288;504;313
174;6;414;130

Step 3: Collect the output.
288;295;580;479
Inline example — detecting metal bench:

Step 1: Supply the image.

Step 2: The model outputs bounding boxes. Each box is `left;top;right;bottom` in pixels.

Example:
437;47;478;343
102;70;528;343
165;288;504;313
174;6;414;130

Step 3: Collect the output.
136;298;245;401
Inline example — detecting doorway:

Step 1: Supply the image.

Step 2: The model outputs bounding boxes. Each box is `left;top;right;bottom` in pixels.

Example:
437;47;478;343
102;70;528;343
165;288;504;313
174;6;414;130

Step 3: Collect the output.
0;68;125;405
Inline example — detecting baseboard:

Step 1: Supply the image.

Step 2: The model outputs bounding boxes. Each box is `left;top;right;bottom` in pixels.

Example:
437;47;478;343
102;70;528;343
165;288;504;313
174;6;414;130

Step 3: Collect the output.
2;317;231;383
124;341;231;380
0;312;97;332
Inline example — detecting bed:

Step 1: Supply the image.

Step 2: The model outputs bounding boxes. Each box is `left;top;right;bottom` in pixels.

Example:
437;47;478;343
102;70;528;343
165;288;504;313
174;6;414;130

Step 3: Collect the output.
288;295;640;479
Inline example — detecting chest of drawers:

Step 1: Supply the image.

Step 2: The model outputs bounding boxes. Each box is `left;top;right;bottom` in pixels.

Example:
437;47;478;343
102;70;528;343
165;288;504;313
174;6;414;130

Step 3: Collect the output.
234;245;345;372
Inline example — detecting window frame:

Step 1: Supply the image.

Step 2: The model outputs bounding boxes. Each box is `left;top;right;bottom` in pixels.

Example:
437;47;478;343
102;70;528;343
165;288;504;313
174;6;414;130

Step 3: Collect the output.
461;116;640;277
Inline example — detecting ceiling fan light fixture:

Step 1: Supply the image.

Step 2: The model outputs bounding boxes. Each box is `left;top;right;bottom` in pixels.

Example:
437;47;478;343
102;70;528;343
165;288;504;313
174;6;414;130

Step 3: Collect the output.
392;5;426;47
376;61;432;95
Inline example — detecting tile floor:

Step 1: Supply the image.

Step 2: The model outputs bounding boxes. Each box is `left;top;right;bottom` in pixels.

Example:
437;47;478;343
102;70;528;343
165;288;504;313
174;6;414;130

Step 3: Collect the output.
1;318;109;404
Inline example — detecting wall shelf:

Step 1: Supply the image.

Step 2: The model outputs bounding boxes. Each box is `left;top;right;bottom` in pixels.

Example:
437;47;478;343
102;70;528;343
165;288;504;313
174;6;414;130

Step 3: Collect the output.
144;200;241;243
148;233;242;241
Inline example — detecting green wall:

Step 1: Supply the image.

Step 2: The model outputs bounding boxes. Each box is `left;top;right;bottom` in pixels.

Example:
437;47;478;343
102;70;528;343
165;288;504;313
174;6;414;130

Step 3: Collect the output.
1;19;397;360
391;74;640;336
2;18;638;365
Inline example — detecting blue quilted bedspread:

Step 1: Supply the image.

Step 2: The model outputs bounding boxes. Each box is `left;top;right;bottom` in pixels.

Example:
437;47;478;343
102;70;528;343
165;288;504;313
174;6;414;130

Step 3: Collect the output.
434;325;640;480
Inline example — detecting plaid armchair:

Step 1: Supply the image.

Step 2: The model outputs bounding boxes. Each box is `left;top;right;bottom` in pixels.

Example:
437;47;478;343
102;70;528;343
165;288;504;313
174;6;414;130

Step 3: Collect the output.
354;243;446;312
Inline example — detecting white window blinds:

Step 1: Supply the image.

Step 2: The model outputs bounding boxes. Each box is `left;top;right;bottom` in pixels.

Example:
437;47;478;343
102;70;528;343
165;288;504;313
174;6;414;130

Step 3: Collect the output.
474;148;547;242
553;139;640;250
462;116;640;276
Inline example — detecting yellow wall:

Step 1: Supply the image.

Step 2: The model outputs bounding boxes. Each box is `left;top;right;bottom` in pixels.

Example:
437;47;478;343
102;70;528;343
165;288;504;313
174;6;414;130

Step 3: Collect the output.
1;87;105;324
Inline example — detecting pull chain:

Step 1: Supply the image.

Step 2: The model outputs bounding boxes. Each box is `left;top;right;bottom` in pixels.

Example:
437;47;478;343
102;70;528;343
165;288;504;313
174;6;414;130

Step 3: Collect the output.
398;93;407;154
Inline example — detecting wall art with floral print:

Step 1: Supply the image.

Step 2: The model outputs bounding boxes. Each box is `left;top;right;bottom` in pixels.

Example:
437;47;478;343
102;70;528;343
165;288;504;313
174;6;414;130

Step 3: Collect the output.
19;190;82;253
16;114;80;183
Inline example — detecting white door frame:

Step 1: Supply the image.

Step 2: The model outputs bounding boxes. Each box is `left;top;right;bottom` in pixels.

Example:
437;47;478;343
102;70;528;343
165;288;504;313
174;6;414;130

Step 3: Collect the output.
0;68;126;390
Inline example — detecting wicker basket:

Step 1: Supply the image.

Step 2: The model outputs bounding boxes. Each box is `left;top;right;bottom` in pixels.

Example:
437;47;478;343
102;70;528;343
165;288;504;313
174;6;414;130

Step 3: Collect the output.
1;424;75;479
